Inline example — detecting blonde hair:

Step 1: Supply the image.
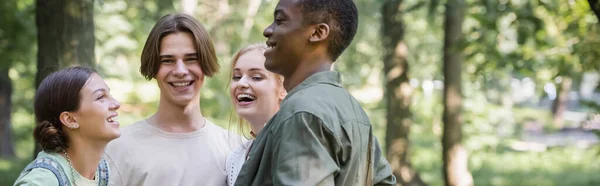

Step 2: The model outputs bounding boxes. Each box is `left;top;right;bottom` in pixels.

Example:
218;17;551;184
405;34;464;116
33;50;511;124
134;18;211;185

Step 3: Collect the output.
227;43;284;138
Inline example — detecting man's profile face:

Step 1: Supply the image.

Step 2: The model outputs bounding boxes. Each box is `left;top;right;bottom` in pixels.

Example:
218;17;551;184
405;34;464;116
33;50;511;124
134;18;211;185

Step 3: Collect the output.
263;0;313;76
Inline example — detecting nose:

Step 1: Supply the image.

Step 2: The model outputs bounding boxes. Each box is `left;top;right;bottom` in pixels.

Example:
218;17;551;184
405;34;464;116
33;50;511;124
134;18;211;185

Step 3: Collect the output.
172;60;189;77
263;23;273;38
110;97;121;110
238;76;250;88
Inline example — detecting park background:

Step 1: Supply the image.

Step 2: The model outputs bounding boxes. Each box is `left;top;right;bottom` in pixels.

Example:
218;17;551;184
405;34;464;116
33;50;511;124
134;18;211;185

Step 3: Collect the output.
1;0;600;185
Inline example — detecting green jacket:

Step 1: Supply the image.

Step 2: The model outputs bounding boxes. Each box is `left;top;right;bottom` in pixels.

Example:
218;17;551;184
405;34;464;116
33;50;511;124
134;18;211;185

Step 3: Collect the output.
235;71;396;186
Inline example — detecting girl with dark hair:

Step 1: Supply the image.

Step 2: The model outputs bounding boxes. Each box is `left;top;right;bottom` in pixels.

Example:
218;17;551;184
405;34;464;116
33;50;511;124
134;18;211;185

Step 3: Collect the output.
14;66;121;186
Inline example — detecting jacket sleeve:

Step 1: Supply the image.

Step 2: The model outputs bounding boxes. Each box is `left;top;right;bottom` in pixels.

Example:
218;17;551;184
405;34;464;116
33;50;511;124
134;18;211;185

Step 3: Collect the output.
373;137;397;185
271;112;339;186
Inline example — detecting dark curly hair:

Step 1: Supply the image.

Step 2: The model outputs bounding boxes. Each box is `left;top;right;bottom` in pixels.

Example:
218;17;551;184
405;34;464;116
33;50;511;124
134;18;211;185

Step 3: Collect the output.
33;66;96;152
297;0;358;61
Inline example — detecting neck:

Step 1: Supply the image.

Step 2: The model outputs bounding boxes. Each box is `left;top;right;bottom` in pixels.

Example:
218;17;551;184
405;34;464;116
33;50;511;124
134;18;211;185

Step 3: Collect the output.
246;115;271;136
150;98;205;132
64;139;106;180
283;55;332;92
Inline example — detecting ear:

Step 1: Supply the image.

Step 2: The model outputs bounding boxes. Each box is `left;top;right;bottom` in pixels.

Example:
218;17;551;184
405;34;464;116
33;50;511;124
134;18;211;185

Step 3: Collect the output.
278;89;288;101
59;111;79;129
309;23;330;43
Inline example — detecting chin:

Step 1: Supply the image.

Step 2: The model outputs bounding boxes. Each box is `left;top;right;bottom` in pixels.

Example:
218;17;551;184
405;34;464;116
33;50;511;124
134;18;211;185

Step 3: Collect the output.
106;131;121;141
236;108;257;120
264;60;277;70
265;64;282;75
171;96;197;107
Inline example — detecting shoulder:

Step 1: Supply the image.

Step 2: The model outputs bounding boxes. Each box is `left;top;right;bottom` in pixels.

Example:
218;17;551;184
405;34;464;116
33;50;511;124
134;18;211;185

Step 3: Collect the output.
281;84;351;116
103;121;148;169
14;168;60;186
205;119;228;133
273;87;370;138
228;140;252;156
280;85;365;122
118;120;149;135
106;120;148;147
206;120;245;148
204;120;234;140
271;112;326;135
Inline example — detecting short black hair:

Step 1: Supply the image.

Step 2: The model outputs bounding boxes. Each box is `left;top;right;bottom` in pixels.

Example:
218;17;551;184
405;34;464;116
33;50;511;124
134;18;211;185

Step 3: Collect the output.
297;0;358;61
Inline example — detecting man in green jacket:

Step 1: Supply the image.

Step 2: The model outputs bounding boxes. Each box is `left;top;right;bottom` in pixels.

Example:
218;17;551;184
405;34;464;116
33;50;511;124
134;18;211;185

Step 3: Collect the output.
234;0;397;185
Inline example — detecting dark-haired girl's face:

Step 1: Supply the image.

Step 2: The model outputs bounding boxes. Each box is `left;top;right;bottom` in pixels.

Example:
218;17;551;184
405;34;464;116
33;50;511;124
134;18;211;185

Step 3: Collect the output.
68;73;121;141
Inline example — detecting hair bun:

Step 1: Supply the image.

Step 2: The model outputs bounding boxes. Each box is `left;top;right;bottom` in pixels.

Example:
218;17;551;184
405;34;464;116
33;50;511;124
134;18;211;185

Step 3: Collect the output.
34;120;66;152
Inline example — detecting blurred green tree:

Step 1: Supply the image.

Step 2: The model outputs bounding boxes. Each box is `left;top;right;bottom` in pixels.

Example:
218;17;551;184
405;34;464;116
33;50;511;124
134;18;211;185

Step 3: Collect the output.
441;0;474;185
0;0;36;158
33;0;96;157
381;0;427;185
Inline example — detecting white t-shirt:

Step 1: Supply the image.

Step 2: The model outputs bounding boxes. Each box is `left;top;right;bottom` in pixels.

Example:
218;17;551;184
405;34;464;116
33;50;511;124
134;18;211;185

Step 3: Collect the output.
225;139;254;186
104;119;240;186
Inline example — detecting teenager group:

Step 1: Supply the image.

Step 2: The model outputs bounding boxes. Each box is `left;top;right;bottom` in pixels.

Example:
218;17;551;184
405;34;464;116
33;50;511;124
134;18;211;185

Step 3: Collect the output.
14;0;397;185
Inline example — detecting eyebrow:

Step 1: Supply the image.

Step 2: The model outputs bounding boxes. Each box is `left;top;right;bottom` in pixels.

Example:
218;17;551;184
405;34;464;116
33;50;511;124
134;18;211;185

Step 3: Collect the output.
159;53;198;58
274;9;286;17
185;53;198;57
249;68;264;72
92;88;108;95
233;68;265;71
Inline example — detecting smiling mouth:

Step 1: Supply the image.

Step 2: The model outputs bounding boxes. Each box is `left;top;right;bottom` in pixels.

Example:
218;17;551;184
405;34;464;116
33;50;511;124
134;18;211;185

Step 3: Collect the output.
237;93;257;103
107;116;118;123
169;81;194;88
266;41;276;49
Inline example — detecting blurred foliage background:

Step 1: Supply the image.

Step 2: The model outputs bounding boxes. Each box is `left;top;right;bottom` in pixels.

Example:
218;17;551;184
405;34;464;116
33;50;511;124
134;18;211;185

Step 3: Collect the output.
1;0;599;185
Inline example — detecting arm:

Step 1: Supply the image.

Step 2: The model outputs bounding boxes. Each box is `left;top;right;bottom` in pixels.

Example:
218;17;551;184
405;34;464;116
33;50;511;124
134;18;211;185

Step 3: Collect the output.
271;112;339;186
13;168;59;186
373;137;396;185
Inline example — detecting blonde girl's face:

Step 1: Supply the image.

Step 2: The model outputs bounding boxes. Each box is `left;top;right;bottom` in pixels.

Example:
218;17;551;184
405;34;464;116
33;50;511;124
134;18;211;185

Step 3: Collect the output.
230;49;284;123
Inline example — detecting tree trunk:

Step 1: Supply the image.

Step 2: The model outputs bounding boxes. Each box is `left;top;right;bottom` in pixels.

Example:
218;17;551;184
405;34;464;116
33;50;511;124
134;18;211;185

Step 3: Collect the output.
381;1;427;185
551;77;572;128
442;0;473;186
34;0;95;157
0;67;15;157
588;0;600;22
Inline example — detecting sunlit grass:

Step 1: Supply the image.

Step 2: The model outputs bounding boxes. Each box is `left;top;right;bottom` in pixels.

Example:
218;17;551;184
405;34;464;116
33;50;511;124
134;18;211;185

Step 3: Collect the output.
411;134;600;186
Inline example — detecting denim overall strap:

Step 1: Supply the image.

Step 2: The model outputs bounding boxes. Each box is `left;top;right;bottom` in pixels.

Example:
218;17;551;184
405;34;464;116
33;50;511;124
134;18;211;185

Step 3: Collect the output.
19;157;71;186
96;158;109;186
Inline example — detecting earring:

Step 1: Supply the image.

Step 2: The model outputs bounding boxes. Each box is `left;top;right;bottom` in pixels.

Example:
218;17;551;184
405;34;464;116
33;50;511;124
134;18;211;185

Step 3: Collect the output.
69;124;79;129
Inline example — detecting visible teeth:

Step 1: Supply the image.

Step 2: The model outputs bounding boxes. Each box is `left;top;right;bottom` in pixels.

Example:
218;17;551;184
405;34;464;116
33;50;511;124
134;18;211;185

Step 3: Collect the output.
172;82;191;87
107;116;118;122
237;94;256;100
